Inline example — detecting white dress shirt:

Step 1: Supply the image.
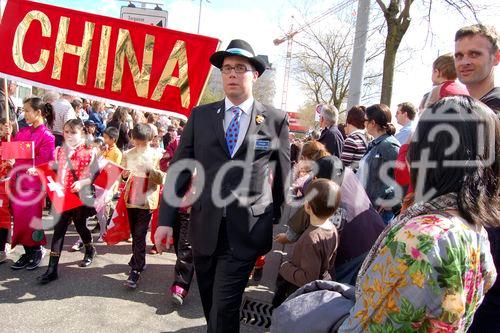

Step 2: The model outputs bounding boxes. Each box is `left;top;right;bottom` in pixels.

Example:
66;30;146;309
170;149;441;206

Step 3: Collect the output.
223;96;253;157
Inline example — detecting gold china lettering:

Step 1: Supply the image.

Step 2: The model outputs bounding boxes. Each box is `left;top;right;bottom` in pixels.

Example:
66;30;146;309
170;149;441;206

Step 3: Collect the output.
151;40;190;108
12;11;191;106
94;25;112;89
51;17;95;85
111;29;154;98
12;10;51;73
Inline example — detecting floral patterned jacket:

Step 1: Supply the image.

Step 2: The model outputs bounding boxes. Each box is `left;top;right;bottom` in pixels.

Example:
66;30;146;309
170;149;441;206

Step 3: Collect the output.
338;213;496;333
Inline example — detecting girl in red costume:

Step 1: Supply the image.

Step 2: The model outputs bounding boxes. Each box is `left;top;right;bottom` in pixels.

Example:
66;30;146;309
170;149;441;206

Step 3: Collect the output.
38;119;98;284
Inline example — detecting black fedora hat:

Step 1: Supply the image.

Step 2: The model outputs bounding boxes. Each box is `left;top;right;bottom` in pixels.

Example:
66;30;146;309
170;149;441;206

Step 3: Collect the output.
210;39;267;77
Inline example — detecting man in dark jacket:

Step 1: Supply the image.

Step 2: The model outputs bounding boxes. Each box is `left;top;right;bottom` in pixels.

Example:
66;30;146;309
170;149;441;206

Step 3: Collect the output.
455;24;499;333
317;104;344;158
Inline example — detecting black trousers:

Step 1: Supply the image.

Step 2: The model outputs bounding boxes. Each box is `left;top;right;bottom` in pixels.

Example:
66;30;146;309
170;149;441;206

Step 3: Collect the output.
194;220;257;333
127;208;152;272
272;273;299;308
51;207;92;254
0;228;8;252
172;212;194;291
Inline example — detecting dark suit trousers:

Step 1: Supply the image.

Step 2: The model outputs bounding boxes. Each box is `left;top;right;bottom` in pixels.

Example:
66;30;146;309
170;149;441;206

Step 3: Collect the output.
194;219;257;333
127;208;152;272
172;212;194;291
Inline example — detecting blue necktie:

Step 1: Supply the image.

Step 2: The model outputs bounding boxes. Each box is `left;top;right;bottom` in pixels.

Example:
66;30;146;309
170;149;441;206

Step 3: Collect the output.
225;106;241;155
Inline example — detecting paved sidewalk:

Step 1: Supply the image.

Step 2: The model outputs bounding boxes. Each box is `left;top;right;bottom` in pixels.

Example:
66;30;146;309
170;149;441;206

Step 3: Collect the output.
0;216;289;333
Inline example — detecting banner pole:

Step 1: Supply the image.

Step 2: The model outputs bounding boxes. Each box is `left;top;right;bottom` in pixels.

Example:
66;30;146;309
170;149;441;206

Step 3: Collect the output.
3;79;9;142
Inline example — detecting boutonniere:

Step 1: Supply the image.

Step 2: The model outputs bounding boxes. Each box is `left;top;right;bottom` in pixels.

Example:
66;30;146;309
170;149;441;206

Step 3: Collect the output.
255;115;265;125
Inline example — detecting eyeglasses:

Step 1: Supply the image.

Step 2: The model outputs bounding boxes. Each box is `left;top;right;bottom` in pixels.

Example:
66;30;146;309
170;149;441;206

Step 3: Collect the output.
221;64;253;74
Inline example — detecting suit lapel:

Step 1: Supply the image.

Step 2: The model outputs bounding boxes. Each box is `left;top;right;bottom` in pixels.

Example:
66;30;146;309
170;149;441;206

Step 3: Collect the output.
233;100;266;159
210;100;230;157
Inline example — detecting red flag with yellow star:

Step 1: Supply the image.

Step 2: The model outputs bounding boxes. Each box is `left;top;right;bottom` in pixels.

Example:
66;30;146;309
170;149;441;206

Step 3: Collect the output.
1;141;35;160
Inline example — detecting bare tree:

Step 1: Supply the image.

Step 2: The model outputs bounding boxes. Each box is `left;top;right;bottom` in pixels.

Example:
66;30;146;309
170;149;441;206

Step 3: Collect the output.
376;0;482;106
293;27;353;110
254;68;277;106
291;13;384;111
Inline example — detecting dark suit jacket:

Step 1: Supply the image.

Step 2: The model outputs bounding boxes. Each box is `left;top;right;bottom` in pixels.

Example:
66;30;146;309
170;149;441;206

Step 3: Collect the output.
318;125;344;158
159;99;290;260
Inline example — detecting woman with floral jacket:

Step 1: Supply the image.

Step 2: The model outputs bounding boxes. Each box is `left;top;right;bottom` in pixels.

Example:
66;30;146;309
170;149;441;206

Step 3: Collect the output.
339;96;498;332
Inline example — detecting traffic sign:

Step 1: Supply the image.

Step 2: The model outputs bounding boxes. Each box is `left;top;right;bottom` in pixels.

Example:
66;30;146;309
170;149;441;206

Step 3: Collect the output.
120;6;168;27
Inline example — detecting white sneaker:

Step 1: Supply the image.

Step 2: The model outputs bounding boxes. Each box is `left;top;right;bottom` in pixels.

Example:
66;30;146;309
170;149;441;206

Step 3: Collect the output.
0;251;7;263
69;240;83;252
5;243;11;254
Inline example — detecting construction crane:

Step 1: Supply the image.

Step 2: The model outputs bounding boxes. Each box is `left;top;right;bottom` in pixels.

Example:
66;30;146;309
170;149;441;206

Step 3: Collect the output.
273;0;356;112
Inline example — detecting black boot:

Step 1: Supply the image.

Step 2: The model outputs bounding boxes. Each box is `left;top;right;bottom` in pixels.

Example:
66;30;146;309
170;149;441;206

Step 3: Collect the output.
79;244;96;267
37;253;59;284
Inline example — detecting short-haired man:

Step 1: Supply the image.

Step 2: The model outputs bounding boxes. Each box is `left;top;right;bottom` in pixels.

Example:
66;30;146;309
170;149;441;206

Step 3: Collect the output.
455;24;500;112
52;93;77;146
317;104;344;158
394;102;416;145
156;39;290;332
454;24;499;332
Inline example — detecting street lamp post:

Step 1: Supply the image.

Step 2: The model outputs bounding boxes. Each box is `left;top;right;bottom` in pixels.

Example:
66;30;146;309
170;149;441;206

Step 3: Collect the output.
195;0;210;34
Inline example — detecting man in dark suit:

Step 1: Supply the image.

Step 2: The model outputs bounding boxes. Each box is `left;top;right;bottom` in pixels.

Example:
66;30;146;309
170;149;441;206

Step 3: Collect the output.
156;39;290;332
317;104;344;158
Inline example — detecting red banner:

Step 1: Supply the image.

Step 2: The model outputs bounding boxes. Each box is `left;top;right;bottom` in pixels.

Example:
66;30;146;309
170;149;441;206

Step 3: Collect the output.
0;0;220;119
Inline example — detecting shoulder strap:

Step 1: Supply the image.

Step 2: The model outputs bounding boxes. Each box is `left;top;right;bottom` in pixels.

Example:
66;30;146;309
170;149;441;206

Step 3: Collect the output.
63;148;79;181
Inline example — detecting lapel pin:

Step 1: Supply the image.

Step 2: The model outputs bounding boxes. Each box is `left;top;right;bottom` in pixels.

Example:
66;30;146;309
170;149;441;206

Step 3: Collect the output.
255;115;264;125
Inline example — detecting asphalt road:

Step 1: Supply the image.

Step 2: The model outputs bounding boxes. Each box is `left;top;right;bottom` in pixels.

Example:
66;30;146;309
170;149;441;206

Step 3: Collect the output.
0;217;287;333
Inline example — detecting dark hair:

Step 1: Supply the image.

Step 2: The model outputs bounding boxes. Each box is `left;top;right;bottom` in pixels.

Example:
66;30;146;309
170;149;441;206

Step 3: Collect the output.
64;118;84;132
408;95;499;227
131;123;153;142
93;136;105;147
112;107;129;124
397;102;417;120
147;113;156;124
455;24;498;54
0;118;7;125
104;126;120;141
365;104;396;135
346;105;366;129
71;99;82;111
432;53;457;81
23;97;55;128
304;178;341;219
301;140;330;161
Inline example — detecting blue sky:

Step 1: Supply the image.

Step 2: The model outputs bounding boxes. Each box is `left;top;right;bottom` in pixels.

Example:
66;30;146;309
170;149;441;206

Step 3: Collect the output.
3;0;500;113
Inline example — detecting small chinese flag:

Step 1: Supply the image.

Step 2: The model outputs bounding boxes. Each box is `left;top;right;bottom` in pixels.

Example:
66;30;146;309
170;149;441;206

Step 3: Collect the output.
1;141;35;160
36;162;84;213
93;161;124;190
